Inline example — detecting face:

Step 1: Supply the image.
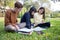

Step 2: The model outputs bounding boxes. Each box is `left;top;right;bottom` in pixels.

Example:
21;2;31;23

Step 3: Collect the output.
18;8;22;12
39;9;44;14
31;11;35;16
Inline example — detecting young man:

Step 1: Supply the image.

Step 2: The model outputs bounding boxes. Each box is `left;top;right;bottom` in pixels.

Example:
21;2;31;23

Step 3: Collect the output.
19;7;36;29
5;1;23;32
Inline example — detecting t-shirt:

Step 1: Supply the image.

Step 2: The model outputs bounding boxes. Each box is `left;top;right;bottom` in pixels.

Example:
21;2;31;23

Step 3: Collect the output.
34;13;43;26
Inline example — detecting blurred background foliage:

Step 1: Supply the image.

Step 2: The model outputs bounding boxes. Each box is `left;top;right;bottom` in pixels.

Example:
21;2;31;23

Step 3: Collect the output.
0;0;60;18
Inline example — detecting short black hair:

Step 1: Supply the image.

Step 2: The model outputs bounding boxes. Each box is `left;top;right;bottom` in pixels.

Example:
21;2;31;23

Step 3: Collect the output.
14;2;23;8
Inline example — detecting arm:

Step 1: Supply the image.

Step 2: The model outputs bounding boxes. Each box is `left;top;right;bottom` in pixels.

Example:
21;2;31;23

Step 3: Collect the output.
41;19;45;23
25;13;31;29
34;14;39;26
41;15;45;23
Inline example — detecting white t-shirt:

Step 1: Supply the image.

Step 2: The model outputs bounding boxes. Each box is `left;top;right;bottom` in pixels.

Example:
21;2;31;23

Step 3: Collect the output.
34;13;43;26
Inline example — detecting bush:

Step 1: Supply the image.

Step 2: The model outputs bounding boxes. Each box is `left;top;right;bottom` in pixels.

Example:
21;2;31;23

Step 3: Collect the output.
18;7;27;18
50;12;60;18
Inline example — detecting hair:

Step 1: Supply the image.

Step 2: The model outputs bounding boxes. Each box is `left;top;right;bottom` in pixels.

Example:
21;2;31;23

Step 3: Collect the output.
38;7;45;19
29;6;37;18
14;2;23;8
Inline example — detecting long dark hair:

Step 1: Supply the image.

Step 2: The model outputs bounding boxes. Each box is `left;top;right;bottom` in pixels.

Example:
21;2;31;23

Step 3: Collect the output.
29;6;36;18
38;7;45;19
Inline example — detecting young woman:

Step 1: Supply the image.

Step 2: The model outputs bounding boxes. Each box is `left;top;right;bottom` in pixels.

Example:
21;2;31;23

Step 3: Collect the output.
19;6;37;29
34;7;50;28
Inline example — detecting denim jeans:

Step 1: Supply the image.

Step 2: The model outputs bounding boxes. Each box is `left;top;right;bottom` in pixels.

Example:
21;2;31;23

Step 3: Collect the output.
35;22;50;28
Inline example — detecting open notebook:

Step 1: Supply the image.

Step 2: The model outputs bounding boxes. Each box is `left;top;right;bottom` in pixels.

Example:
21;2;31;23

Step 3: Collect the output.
18;27;46;33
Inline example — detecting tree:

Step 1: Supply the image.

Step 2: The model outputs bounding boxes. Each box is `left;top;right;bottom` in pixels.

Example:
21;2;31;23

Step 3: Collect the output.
24;1;32;10
24;0;40;10
0;0;4;6
6;0;14;8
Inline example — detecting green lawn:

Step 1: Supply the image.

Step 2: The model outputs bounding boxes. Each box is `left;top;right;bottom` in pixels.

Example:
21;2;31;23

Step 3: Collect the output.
0;17;60;40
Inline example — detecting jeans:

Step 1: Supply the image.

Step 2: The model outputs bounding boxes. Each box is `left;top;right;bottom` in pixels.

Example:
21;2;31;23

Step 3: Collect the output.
35;22;50;28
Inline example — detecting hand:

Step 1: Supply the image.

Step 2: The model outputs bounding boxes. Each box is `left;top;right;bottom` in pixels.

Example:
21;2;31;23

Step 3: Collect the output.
41;19;45;23
12;24;16;27
12;24;19;30
15;25;19;29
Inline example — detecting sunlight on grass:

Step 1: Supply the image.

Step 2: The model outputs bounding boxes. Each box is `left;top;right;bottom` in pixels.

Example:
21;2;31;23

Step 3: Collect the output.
0;17;60;40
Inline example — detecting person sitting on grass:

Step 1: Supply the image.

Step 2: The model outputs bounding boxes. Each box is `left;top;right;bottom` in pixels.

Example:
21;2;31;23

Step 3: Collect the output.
34;7;50;28
5;1;23;32
19;6;37;29
34;7;50;34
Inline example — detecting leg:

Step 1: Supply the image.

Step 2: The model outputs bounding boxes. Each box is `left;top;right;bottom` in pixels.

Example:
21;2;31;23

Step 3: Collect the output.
36;22;50;28
17;22;26;29
5;25;17;32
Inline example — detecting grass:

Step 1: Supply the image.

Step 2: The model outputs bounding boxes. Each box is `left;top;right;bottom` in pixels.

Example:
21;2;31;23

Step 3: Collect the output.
0;17;60;40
